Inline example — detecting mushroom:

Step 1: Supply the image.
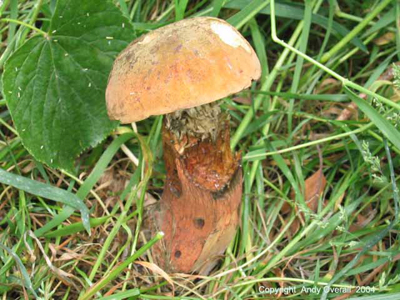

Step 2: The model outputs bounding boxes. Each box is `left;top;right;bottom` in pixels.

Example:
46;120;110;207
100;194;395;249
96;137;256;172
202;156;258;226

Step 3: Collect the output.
106;17;261;274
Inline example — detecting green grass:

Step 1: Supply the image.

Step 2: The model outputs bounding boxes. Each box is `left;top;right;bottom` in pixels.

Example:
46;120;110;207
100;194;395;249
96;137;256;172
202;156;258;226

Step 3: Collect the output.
1;0;400;299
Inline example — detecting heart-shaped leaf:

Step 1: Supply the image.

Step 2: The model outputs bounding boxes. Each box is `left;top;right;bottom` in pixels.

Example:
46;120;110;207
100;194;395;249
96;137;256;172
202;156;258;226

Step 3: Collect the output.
2;0;134;171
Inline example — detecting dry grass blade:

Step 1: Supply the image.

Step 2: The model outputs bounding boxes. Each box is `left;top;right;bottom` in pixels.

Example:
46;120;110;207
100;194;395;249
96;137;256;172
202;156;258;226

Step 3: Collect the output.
373;32;395;45
284;169;326;233
28;231;84;290
303;168;327;212
135;261;175;292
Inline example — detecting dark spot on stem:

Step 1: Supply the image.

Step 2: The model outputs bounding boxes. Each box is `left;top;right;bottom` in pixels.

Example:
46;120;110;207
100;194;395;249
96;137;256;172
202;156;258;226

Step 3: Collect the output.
194;218;205;229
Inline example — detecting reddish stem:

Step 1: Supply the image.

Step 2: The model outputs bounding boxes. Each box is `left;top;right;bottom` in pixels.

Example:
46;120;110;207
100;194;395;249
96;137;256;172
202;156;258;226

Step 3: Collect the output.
151;119;242;274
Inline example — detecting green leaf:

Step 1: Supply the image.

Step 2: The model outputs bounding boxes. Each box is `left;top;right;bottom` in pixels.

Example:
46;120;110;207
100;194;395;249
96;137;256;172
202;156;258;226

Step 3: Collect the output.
344;87;400;151
0;168;90;233
2;0;134;171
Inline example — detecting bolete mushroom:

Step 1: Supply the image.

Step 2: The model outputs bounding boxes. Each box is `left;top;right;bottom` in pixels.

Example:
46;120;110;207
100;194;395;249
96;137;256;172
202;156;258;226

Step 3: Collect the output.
106;17;261;274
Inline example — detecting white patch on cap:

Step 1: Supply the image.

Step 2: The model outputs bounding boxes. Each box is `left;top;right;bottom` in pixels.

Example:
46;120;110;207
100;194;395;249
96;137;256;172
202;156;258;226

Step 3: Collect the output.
210;21;251;53
139;33;156;45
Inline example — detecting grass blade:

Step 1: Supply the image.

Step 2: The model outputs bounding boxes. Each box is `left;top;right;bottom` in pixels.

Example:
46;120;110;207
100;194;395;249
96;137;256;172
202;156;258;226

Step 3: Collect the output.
321;139;399;299
344;87;400;151
80;232;164;300
97;289;140;300
226;0;367;51
227;0;269;29
0;242;38;298
0;168;90;233
349;293;400;300
210;0;225;17
43;216;111;238
33;132;135;237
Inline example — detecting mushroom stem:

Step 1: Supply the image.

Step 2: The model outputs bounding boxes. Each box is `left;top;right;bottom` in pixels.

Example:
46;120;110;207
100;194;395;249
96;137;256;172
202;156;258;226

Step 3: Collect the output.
151;113;242;274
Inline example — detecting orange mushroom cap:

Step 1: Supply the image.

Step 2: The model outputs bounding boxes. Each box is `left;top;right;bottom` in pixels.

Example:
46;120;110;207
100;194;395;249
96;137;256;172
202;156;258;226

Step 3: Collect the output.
106;17;261;123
